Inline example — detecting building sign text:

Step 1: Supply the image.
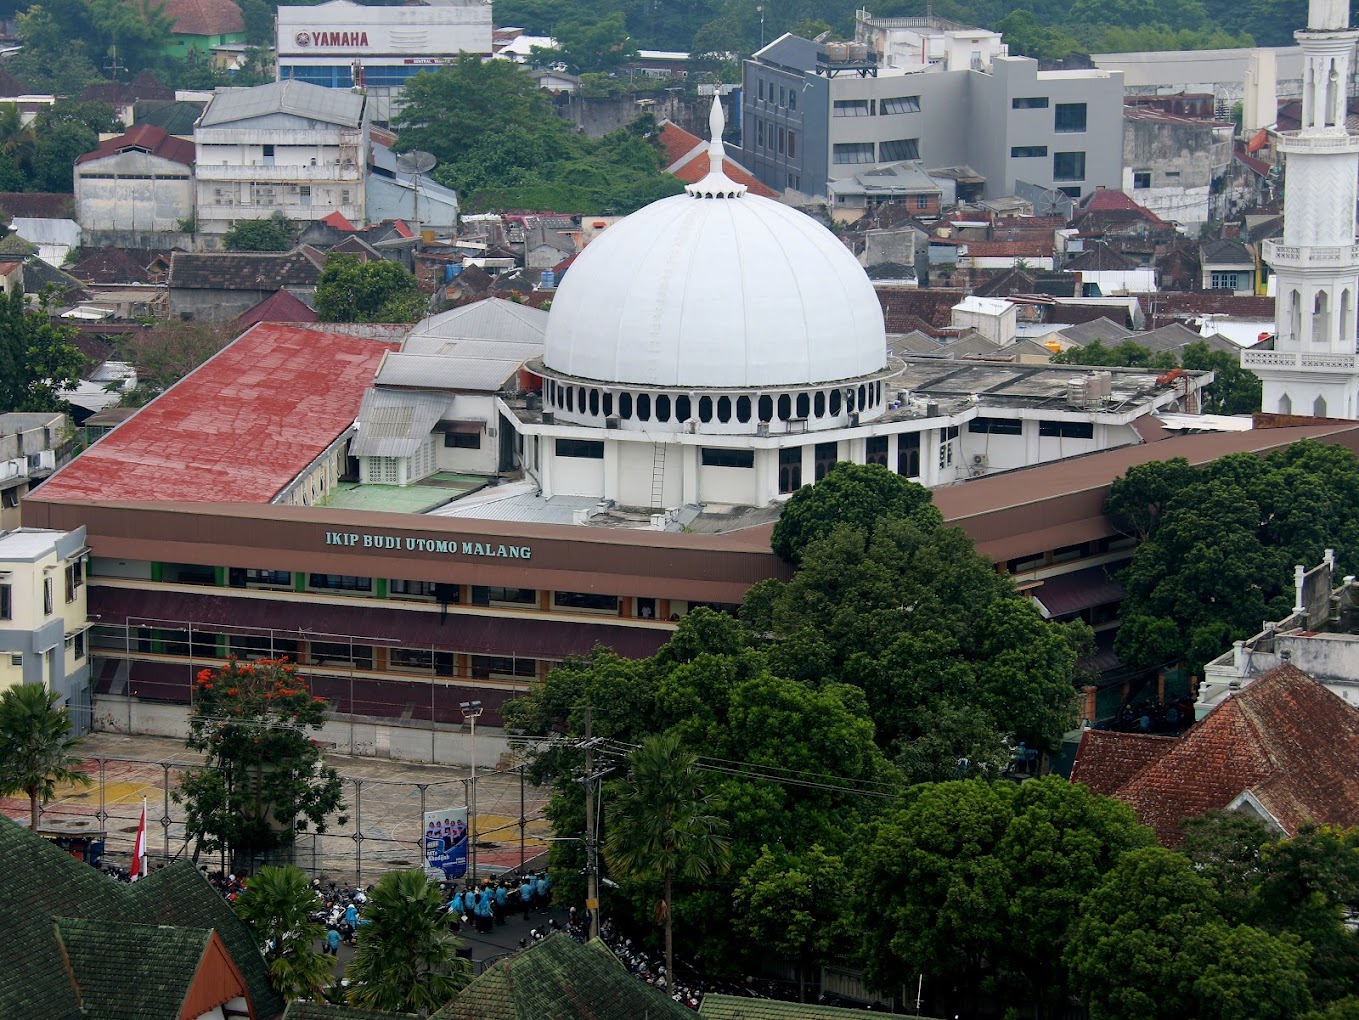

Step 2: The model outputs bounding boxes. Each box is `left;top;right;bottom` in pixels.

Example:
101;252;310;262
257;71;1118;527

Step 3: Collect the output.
324;531;531;560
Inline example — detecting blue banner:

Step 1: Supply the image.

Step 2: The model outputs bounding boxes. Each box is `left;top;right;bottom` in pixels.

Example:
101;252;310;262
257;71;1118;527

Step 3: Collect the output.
423;807;469;880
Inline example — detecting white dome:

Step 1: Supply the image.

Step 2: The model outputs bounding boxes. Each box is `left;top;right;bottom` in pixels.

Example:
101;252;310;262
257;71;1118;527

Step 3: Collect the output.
542;180;886;390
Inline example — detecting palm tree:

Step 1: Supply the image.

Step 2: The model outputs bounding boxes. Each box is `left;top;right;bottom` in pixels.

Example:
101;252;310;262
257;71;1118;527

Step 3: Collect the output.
603;732;730;990
0;684;92;830
233;865;333;1002
346;869;472;1014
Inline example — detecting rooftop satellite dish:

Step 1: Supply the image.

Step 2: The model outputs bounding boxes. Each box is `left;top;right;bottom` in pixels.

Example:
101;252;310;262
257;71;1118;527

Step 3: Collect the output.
394;150;437;240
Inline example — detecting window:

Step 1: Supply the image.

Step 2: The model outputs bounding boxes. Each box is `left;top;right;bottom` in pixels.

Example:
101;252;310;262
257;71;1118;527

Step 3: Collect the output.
777;394;791;420
471;586;537;607
699;395;713;422
228;568;292;589
307;642;373;670
898;432;921;477
968;417;1023;435
1133;170;1151;189
758;395;774;421
0;583;8;619
390;579;440;599
1010;145;1047;158
471;655;536;679
74;631;84;660
866;436;888;466
1053;151;1086;181
880;95;921;114
554;591;620;612
555;438;604;459
779;446;802;493
309;573;372;592
1165;170;1180;179
757;119;764;147
9;654;19;667
43;577;52;615
759;79;765;100
444;431;481;449
636;393;651;421
65;563;77;603
778;126;785;154
879;138;920;162
916;195;930;210
717;396;732;422
938;425;959;469
736;396;752;423
789;88;796;110
1058;186;1082;198
701;448;755;468
1038;419;1095;439
833;99;871;117
1210;272;1241;290
814;441;838;481
390;648;434;672
1055;103;1087;133
779;85;786;106
833;143;875;165
1012;96;1049;109
788;131;796;158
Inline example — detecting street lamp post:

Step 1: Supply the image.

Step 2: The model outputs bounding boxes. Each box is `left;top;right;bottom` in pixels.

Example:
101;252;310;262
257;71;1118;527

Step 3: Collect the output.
459;700;483;884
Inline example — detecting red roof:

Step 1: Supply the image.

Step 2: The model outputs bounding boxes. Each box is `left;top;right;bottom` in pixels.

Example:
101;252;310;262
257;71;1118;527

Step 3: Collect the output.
963;240;1053;258
392;220;414;238
37;324;395;504
1071;731;1177;796
75;124;195;168
1076;665;1359;845
1247;127;1269;153
229;289;317;332
321;210;356;232
163;0;243;36
657;120;779;199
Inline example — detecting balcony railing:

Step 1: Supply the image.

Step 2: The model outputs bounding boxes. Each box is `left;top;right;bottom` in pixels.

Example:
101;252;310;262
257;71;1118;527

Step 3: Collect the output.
1263;239;1359;267
1242;349;1359;371
197;164;362;182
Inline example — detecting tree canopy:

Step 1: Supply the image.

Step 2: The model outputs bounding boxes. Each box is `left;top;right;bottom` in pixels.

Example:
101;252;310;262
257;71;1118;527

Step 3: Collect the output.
0;683;91;831
1107;441;1359;673
223;213;296;252
233;864;333;1002
314;254;427;324
1053;339;1262;415
0;289;84;414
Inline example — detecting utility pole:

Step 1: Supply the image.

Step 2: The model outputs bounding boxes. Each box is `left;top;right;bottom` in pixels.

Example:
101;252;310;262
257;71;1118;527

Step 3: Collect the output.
583;706;600;941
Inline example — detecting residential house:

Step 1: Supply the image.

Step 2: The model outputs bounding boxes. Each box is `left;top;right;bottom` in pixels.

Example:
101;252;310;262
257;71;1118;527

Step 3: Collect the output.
1065;241;1157;295
959;239;1055;271
1154;242;1201;292
658;119;778;197
0;819;283;1019
827;161;949;217
161;0;246;60
0;413;70;530
951;294;1016;344
1199;238;1256;295
229;288;317;332
1122;105;1232;231
523;221;575;270
741;19;1124;200
193;80;368;244
167;247;324;321
1067;187;1169;242
76;71;174;127
75;124;196;247
0;526;90;728
1071;664;1359;845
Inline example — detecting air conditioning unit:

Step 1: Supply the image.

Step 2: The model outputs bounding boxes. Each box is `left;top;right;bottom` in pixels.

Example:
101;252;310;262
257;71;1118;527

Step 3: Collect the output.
756;421;770;436
542;411;555;425
487;427;497;438
972;453;987;466
605;416;620;429
848;412;860;427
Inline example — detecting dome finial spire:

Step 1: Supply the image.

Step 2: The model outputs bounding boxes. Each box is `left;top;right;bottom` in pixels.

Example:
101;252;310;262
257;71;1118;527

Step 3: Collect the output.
686;95;747;198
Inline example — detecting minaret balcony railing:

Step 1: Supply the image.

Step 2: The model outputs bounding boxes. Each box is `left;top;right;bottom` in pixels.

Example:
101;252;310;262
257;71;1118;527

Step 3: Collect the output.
1263;239;1359;268
1243;349;1359;371
1276;131;1359;153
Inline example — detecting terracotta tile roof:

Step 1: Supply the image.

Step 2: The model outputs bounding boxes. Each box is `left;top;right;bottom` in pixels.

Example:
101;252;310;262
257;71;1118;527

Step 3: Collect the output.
963;240;1053;258
876;287;963;331
229;288;316;332
1071;730;1177;795
1067;241;1139;272
1156;292;1275;318
657;120;780;198
163;0;244;36
321;210;356;231
75;123;195;167
67;247;173;285
76;70;173;108
35;323;397;503
168;249;324;290
0;68;30;97
1103;665;1359;845
0;192;73;219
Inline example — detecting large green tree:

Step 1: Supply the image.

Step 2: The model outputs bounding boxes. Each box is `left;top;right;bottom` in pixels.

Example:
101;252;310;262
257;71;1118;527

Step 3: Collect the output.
0;684;92;831
345;869;472;1013
233;864;333;1002
0;289;84;414
175;658;346;871
223;213;296;252
313;254;427;324
603;732;730;989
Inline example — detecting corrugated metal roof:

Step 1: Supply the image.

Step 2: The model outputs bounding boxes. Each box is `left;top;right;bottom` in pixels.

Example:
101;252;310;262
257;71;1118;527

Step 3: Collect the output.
375;352;522;392
432;488;602;525
408;297;549;345
199;80;364;128
349;387;446;458
401;336;543;359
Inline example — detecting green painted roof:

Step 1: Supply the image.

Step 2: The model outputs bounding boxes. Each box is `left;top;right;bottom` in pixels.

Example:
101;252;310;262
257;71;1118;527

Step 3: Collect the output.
0;818;284;1020
433;935;692;1020
284;1004;415;1020
699;995;944;1019
57;917;210;1020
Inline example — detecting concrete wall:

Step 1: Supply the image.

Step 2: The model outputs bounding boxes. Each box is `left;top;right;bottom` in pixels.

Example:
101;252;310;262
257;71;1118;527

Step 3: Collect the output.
75;151;193;234
1122;116;1231;228
93;694;514;766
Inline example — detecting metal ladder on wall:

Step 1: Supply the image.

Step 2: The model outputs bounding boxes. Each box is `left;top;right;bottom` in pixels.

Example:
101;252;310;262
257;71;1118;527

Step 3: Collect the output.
650;444;667;508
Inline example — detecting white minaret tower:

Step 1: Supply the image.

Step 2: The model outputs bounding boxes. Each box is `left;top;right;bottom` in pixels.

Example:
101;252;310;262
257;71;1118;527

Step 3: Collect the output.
1247;0;1359;419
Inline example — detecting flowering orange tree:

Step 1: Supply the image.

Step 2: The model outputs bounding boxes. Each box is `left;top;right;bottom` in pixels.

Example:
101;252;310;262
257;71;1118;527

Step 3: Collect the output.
175;658;347;871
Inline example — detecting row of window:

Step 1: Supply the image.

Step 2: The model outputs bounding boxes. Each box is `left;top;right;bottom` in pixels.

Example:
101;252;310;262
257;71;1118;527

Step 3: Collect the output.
280;63;431;88
1005;535;1137;575
545;380;886;424
833;96;920;117
753;118;797;159
0;561;83;621
968;417;1095;438
756;78;799;110
1011;98;1087;133
833;139;920;165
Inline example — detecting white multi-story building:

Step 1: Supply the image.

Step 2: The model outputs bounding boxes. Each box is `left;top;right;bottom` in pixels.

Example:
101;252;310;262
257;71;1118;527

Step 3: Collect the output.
0;527;91;732
1245;0;1359;418
193;80;369;244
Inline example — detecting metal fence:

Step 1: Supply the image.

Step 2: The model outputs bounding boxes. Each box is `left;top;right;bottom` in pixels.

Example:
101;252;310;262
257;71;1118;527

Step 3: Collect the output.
30;754;551;886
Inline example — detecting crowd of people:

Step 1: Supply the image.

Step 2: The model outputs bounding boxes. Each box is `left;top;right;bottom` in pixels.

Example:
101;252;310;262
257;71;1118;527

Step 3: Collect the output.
445;871;552;933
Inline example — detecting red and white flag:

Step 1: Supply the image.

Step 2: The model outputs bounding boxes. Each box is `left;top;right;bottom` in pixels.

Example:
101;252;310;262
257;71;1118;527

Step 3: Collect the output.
129;799;147;882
